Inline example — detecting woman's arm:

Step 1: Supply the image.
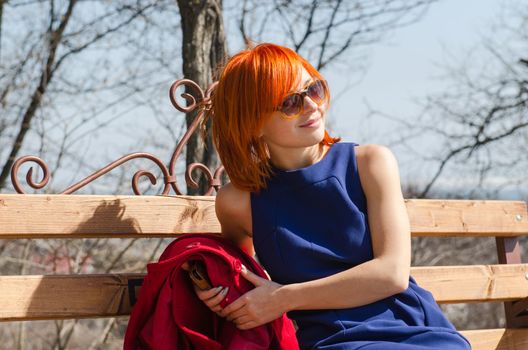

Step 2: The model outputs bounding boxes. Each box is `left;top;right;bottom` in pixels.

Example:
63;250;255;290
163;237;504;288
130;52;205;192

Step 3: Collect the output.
277;144;411;311
219;144;411;329
215;182;255;257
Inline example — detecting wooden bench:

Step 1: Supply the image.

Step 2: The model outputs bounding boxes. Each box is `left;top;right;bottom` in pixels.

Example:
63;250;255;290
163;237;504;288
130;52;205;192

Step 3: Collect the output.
0;194;527;349
1;79;527;348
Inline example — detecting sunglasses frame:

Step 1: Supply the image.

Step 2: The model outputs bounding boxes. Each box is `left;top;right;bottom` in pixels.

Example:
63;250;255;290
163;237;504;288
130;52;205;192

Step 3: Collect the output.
276;79;329;120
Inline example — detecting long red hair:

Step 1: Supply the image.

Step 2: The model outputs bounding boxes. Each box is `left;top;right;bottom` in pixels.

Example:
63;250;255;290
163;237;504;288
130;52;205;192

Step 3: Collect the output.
202;43;341;194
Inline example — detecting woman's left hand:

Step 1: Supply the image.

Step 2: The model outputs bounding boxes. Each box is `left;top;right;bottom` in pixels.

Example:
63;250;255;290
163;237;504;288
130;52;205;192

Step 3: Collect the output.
219;265;288;330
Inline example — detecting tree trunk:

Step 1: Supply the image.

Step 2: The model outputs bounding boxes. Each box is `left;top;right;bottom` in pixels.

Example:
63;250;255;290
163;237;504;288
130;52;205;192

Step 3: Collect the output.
176;0;227;195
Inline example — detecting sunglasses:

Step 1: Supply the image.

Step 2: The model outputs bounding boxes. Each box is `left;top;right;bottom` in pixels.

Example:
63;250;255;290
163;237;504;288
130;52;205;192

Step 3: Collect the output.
277;79;328;119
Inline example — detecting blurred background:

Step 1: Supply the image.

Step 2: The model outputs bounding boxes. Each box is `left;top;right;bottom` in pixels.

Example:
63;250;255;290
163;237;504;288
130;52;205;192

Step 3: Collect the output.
0;0;526;348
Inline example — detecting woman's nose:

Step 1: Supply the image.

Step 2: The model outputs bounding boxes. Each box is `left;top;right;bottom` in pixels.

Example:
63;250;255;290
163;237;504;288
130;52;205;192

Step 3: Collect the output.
303;94;318;113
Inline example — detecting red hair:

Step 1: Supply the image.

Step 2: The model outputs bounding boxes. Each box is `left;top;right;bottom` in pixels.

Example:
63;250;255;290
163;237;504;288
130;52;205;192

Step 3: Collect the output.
202;43;341;194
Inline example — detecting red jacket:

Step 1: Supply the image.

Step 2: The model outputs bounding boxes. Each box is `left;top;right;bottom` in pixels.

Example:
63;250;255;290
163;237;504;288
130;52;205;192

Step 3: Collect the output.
124;233;299;350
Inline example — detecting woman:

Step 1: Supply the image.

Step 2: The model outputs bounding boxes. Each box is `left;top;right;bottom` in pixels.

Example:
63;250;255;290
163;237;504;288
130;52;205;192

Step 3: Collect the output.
193;43;472;350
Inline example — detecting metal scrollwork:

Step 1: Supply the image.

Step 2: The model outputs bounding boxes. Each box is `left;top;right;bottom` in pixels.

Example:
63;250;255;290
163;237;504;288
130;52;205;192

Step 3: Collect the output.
10;156;51;193
10;78;225;196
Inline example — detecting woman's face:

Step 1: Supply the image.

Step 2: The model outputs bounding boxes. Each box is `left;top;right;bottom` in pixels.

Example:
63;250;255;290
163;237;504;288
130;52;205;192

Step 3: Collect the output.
258;67;328;150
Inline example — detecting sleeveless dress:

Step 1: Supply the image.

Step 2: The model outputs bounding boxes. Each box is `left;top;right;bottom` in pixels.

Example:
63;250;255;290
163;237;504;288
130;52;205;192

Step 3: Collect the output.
250;141;472;350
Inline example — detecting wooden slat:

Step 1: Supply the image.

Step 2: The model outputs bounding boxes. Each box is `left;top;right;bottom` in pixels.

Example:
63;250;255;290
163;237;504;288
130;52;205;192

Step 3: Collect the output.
406;199;528;237
0;274;144;321
412;264;528;303
0;195;526;239
0;194;220;238
1;264;527;321
461;328;528;350
0;274;526;350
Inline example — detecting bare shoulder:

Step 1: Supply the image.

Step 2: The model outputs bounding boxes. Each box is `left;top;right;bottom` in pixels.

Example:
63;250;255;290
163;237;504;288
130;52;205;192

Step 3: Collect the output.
215;182;253;240
354;144;398;167
354;144;402;194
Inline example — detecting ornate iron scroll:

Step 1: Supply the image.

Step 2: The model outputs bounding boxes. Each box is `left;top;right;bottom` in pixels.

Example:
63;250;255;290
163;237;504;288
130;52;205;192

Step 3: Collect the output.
11;79;225;196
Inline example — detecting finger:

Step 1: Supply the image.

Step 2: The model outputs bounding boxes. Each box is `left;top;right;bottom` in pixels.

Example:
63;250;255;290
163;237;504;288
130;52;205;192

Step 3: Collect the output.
194;284;220;299
226;309;245;322
239;265;265;287
237;320;257;330
212;305;223;313
181;261;190;271
195;285;223;301
220;298;245;317
204;287;229;308
232;314;251;325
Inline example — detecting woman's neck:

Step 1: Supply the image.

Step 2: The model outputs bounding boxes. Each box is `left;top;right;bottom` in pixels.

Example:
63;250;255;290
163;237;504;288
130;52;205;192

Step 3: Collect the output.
269;143;327;171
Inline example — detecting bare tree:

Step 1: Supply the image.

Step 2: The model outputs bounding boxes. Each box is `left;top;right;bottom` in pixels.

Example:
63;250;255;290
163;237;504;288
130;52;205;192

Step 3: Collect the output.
0;0;175;191
370;2;528;200
235;0;438;70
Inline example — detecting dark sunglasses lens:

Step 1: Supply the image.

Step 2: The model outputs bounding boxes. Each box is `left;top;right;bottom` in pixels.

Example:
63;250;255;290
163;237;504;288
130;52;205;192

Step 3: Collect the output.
308;80;325;103
280;94;302;116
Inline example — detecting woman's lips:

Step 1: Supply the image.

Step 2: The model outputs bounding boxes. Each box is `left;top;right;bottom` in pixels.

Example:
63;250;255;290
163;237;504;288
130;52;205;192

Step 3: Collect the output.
300;117;321;128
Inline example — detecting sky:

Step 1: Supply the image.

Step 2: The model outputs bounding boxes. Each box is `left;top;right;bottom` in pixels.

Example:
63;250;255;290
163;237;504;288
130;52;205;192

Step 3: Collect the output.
323;0;514;197
15;0;520;198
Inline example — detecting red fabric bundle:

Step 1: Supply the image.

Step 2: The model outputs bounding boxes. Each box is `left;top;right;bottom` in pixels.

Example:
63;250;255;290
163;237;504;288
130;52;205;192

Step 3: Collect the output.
124;233;299;350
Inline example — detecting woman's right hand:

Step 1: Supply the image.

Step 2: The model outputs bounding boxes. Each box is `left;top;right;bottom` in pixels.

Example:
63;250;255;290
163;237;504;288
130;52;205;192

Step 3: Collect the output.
181;261;229;316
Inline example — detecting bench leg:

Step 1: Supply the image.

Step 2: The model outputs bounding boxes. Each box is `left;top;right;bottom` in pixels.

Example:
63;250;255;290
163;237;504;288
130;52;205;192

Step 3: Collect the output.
496;237;528;328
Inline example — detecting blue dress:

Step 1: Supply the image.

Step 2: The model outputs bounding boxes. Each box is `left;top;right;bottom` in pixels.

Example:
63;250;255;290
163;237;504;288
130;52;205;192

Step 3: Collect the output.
250;141;472;350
